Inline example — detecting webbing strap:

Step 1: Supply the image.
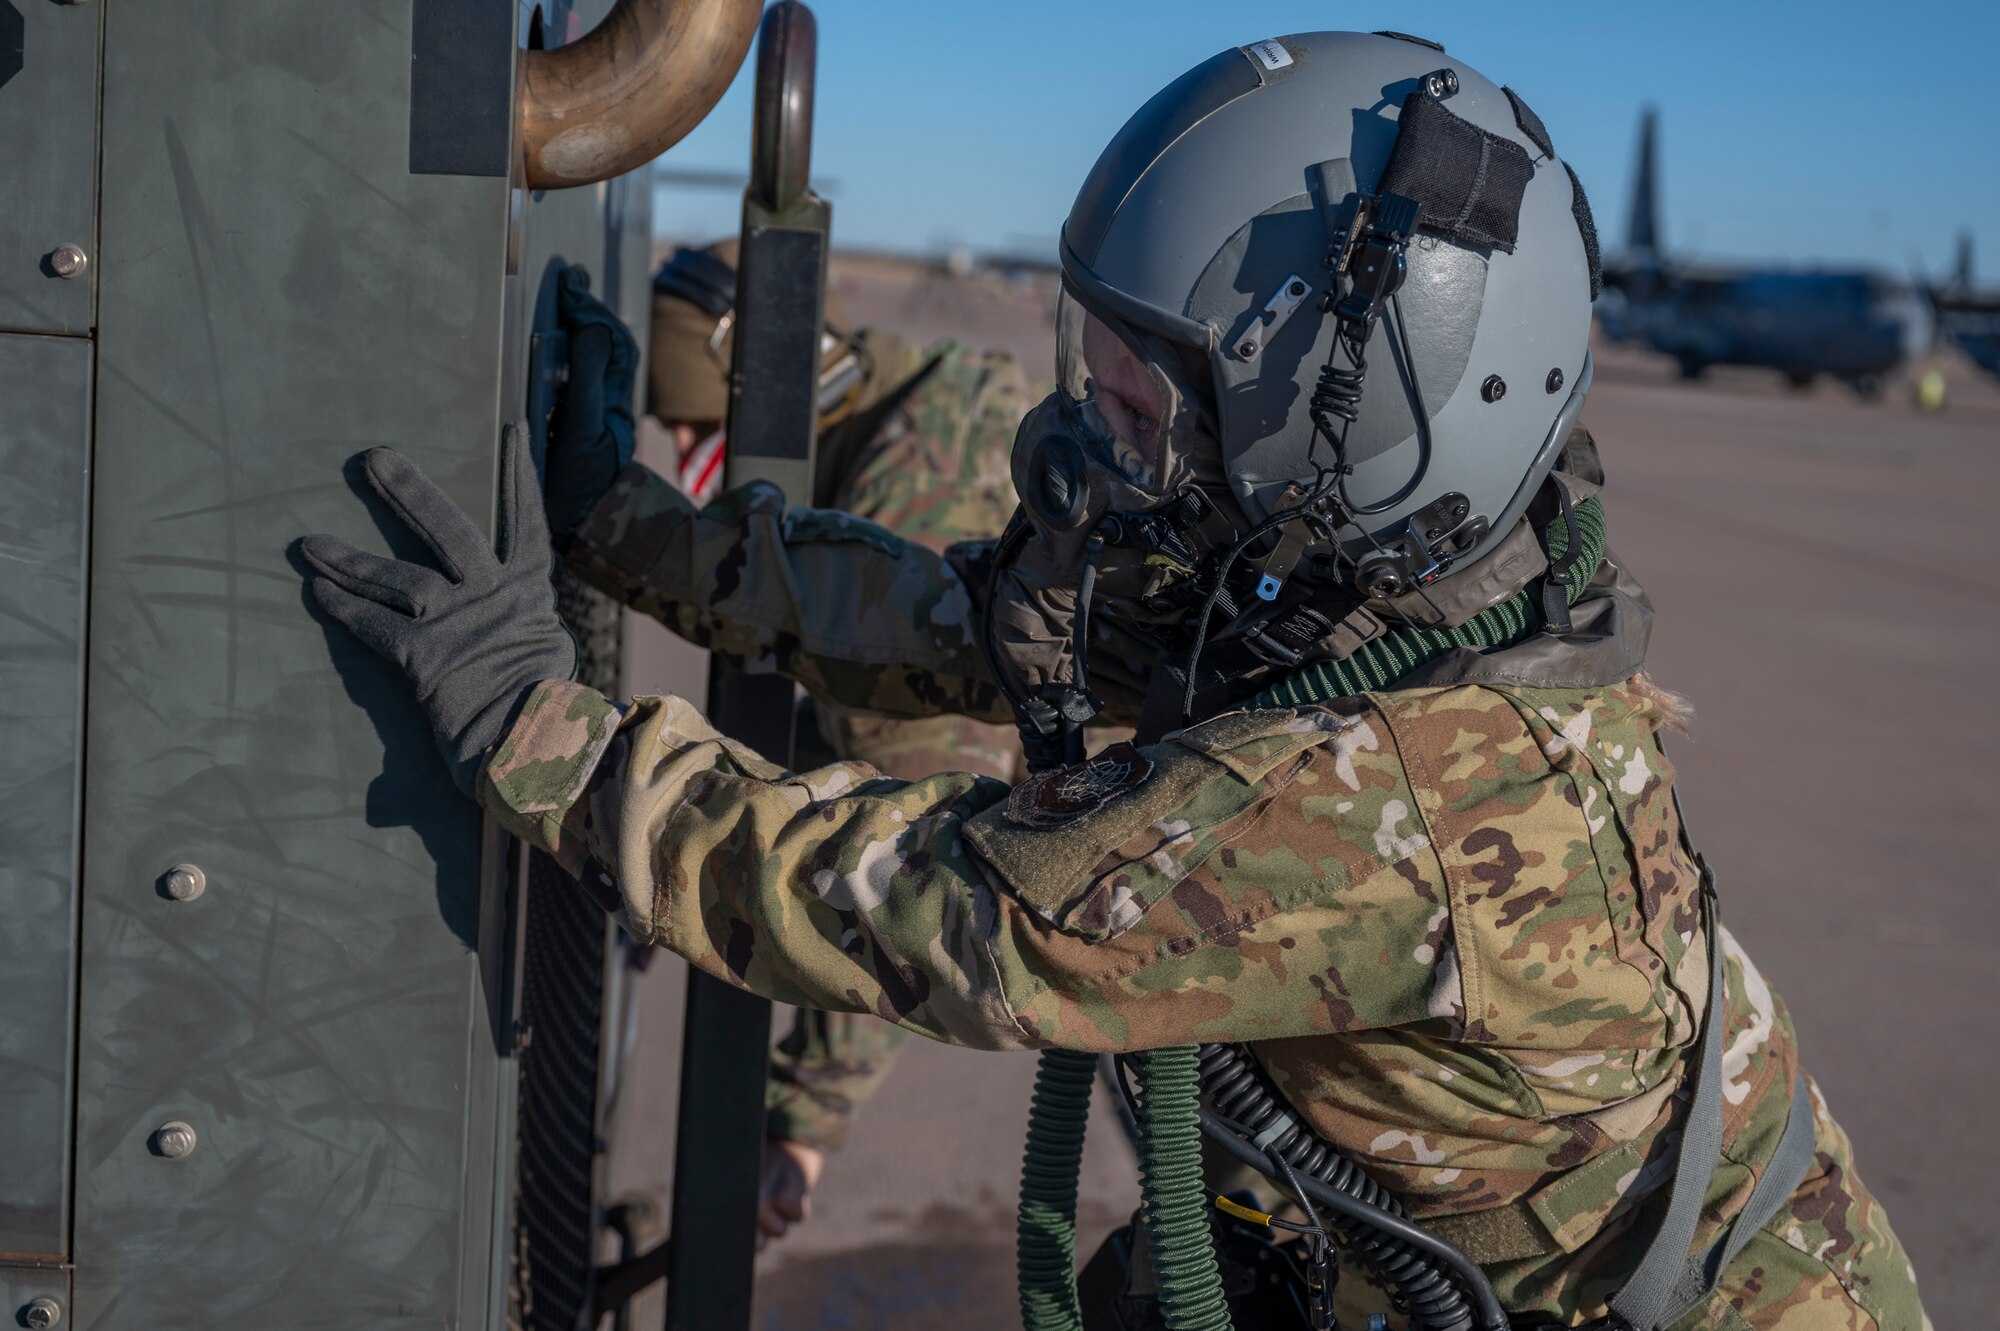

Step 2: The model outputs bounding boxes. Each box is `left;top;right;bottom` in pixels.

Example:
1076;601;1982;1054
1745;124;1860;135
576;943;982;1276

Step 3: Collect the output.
1601;877;1726;1331
1599;775;1817;1331
1657;1075;1817;1324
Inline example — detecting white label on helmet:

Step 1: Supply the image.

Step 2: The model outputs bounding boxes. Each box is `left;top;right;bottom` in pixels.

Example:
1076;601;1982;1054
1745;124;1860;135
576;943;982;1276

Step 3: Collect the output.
1245;40;1293;72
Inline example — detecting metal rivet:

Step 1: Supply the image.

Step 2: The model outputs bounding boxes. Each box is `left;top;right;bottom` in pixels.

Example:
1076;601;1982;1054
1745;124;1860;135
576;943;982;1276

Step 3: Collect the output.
23;1299;63;1330
1546;367;1565;394
1481;374;1507;403
1422;68;1460;100
47;244;88;279
1237;339;1257;358
161;863;206;902
1287;279;1307;298
151;1120;198;1159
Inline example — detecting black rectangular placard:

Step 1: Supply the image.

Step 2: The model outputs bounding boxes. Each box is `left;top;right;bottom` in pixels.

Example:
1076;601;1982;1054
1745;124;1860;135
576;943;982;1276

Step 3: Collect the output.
410;0;513;177
728;226;825;460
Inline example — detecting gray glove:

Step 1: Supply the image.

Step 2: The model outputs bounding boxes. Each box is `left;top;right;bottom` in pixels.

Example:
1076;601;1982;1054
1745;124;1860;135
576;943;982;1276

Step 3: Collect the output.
300;427;577;796
546;265;639;545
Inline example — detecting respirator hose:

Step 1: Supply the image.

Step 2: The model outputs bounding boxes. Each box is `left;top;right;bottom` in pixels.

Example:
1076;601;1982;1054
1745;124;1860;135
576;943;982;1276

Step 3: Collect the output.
1013;665;1229;1331
1134;1047;1233;1330
1017;1048;1097;1331
1013;668;1098;1330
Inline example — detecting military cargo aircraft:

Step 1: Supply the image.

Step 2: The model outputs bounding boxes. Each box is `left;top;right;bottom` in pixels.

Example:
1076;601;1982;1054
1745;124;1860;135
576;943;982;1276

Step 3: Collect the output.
1598;108;1933;395
1934;233;2000;381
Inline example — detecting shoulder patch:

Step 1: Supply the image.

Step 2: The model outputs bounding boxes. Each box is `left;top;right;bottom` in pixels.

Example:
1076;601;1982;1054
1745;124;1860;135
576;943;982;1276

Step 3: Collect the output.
1006;742;1154;828
968;709;1349;942
966;743;1218;939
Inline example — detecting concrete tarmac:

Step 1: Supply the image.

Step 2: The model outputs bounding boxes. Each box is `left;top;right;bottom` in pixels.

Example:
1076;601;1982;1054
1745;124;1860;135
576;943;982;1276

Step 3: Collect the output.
608;272;1997;1329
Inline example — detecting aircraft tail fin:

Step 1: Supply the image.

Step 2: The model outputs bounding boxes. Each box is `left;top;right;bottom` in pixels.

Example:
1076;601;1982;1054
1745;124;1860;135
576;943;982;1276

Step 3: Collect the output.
1627;106;1661;256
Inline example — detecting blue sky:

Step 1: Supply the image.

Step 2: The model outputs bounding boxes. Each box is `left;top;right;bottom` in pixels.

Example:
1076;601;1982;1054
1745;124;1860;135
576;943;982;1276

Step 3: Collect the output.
653;1;2000;278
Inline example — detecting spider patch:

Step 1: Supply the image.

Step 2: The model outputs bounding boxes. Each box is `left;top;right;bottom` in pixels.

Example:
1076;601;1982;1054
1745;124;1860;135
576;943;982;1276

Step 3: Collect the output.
1006;742;1155;828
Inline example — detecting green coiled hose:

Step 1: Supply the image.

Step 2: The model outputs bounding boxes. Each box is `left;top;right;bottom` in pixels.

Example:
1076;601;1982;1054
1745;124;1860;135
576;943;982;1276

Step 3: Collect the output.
1133;1047;1232;1331
1254;495;1607;708
1018;1048;1096;1331
1017;1047;1234;1331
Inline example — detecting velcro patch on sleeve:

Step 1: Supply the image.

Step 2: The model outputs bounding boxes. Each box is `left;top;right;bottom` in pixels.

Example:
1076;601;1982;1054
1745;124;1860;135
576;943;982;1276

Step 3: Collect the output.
968;709;1349;941
1005;742;1154;828
966;744;1220;936
1174;705;1362;782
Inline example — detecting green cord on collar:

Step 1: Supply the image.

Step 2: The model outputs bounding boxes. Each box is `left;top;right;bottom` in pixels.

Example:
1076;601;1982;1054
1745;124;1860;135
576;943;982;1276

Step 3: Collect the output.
1250;496;1607;710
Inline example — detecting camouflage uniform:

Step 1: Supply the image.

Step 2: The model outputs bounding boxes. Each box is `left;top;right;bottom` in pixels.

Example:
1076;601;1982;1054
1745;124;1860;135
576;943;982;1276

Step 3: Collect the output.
806;333;1031;784
498;463;1927;1329
750;336;1033;1150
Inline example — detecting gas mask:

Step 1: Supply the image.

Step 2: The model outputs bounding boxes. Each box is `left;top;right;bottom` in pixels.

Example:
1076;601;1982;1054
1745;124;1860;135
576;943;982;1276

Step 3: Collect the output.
985;293;1320;762
983;280;1528;759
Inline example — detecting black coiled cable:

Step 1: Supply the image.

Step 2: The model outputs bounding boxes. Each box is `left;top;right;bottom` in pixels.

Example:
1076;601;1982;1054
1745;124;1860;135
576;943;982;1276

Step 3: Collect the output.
1309;339;1367;441
1196;1044;1485;1331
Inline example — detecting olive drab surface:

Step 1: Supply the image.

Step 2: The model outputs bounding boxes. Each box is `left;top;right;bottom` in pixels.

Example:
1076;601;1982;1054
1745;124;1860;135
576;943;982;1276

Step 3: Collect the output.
0;2;752;1327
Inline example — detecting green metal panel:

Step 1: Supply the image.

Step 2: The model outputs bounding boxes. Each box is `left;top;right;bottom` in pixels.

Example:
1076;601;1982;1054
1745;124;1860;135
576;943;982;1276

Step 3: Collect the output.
73;3;513;1327
0;1264;70;1331
27;0;673;1322
0;333;92;1262
500;10;659;1324
0;0;99;336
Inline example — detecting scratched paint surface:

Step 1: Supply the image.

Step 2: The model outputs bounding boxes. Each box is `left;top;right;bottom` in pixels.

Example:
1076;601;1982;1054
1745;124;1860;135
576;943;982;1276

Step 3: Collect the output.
67;5;509;1326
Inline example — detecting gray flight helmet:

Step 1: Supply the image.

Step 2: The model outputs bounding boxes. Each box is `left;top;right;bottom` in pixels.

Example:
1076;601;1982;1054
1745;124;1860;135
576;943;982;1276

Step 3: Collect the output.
1060;30;1596;574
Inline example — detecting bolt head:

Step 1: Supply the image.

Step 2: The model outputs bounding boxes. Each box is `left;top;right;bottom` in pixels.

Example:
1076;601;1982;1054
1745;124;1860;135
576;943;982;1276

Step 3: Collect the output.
1357;563;1405;599
152;1120;198;1159
1546;367;1565;394
23;1298;62;1330
47;244;88;279
161;863;206;902
1481;374;1507;403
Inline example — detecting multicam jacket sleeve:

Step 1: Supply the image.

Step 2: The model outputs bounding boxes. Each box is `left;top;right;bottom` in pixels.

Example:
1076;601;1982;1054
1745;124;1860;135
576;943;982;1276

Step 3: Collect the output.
475;673;1932;1330
764;1009;910;1151
476;680;1454;1050
564;463;1012;725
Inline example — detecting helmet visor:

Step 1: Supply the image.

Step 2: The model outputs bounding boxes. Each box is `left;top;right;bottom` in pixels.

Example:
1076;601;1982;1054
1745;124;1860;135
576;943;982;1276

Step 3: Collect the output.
1055;284;1174;494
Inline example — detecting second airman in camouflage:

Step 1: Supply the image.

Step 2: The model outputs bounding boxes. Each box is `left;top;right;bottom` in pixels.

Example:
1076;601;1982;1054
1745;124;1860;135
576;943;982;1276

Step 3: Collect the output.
641;241;1035;1239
